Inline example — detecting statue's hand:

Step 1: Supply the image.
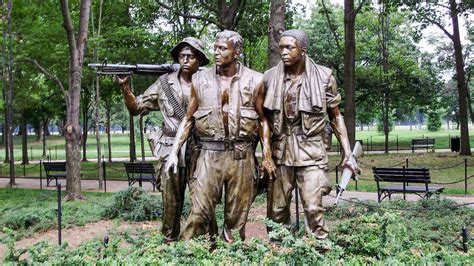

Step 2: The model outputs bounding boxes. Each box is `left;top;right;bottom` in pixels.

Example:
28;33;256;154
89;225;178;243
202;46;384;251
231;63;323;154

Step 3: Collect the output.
262;156;277;180
342;154;361;176
116;75;130;87
164;153;179;179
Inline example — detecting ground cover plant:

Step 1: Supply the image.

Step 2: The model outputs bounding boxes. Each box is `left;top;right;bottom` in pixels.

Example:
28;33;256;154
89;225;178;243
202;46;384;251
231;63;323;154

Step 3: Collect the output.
1;187;473;264
0;188;113;241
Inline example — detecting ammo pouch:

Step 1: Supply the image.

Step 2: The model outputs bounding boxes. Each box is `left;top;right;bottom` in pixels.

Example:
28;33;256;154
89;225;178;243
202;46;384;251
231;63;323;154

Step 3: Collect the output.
322;123;333;151
147;127;164;158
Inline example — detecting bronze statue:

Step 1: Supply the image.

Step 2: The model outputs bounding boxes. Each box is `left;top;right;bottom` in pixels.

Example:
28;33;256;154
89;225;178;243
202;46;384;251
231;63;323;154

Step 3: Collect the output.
257;29;359;240
117;37;210;242
165;30;276;242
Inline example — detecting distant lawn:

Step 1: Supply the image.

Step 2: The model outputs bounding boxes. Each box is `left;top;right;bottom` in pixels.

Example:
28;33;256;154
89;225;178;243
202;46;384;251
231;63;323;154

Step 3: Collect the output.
347;128;474;151
1;128;474;160
0;134;154;161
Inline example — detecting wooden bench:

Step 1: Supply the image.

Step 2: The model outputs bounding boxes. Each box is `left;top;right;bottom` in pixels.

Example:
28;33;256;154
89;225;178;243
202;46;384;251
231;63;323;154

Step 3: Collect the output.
123;162;158;191
43;162;66;187
411;138;435;153
373;167;444;202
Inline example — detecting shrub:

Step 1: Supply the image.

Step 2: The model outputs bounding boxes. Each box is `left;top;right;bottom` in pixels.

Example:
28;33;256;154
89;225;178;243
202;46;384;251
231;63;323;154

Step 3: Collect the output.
427;109;442;132
102;187;161;221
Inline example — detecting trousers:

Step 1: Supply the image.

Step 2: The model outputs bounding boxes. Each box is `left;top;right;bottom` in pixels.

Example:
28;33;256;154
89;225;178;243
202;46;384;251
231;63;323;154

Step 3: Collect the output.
180;148;257;242
267;165;331;239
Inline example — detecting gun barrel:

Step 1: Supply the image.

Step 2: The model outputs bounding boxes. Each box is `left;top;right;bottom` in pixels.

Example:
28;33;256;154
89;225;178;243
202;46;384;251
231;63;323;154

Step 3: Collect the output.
87;63;179;76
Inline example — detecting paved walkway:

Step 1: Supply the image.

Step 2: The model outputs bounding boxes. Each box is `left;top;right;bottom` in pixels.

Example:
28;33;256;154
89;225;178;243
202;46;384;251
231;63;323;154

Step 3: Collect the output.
2;177;473;207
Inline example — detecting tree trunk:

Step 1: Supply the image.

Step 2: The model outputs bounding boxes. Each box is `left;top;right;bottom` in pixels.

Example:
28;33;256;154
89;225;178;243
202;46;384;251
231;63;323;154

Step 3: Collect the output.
467;85;474;124
61;0;92;200
380;3;390;154
42;118;47;157
81;100;89;161
106;104;112;162
3;96;8;163
450;0;471;155
21;111;29;165
139;115;145;161
268;0;285;68
5;0;14;185
92;0;104;188
218;0;243;30
344;0;357;149
129;113;136;161
56;120;65;136
94;75;103;188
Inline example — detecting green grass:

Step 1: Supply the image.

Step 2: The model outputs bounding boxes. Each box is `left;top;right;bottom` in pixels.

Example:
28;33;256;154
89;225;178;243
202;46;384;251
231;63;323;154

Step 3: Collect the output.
3;128;474;161
343;128;474;151
0;134;154;161
0;188;113;240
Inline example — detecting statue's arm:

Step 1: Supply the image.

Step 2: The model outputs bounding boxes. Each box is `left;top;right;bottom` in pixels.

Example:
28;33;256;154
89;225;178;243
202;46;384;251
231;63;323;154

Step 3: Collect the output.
117;76;140;116
328;106;358;173
255;82;276;179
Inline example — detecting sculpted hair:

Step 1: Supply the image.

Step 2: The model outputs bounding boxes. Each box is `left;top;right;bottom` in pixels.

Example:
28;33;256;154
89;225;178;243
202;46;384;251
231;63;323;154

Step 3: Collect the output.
281;29;308;51
216;30;243;55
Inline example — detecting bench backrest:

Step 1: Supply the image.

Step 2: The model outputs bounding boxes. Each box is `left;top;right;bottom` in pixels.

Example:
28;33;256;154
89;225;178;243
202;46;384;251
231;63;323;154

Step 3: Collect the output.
43;162;67;172
411;138;435;145
373;167;430;183
123;162;155;174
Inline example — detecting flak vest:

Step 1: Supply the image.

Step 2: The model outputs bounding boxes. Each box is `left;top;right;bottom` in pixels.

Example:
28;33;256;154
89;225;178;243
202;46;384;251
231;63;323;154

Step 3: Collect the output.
192;64;263;142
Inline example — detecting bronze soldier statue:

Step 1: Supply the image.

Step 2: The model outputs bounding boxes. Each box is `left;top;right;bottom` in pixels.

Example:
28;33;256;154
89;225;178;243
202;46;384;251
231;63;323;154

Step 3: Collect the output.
165;30;276;242
257;29;359;240
117;37;210;242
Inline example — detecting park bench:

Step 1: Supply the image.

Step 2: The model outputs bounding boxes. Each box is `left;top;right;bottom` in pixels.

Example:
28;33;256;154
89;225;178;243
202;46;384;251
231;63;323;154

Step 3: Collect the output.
43;161;66;187
373;167;444;202
411;138;435;153
123;162;158;192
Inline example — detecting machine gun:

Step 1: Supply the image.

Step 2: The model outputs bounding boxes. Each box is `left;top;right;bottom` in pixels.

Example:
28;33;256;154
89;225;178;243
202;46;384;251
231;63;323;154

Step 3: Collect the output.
88;61;179;76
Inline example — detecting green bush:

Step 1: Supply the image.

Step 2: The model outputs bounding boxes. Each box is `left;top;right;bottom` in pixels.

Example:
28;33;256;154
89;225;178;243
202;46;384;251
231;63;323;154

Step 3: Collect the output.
427;110;442;132
102;187;161;221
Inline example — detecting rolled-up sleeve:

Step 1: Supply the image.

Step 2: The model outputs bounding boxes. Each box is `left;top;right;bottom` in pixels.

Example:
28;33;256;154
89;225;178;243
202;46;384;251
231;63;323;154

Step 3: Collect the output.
136;80;161;115
326;75;341;109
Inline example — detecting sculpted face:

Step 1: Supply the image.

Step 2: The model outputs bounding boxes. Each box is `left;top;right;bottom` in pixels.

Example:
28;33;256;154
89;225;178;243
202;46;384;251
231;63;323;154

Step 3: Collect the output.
178;46;200;74
279;36;304;67
214;38;237;68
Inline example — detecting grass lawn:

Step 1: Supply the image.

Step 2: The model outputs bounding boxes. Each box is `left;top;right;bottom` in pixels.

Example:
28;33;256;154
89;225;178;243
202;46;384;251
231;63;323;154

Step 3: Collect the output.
2;128;474;161
0;134;154;161
349;128;474;151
